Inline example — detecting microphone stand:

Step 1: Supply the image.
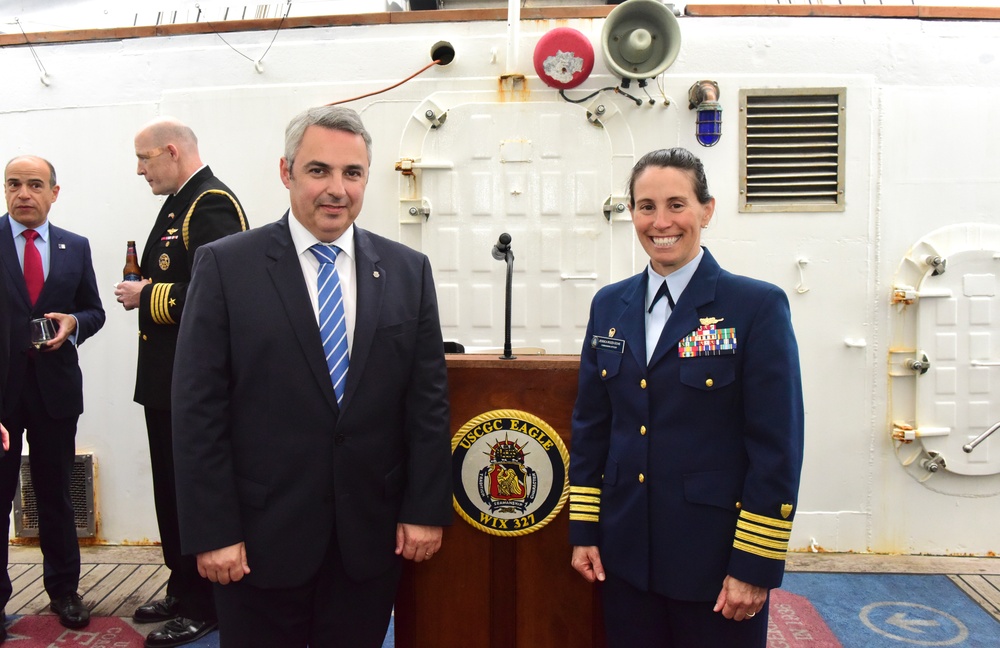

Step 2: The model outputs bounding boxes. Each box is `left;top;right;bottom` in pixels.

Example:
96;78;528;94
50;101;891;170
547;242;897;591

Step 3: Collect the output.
492;233;516;360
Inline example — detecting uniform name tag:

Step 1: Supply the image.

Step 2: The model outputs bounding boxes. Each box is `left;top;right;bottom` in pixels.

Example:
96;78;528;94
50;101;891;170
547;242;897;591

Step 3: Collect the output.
591;335;625;354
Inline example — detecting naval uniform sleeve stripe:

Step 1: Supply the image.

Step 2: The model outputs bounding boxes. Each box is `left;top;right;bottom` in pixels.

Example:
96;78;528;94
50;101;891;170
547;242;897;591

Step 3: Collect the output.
571;495;601;505
736;519;792;540
569;513;600;523
150;283;176;325
739;509;794;530
570;486;602;495
569;504;600;514
733;539;787;561
734;529;791;551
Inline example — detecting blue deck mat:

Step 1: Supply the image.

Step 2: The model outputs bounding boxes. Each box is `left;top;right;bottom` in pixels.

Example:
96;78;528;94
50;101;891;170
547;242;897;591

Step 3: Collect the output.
780;572;999;647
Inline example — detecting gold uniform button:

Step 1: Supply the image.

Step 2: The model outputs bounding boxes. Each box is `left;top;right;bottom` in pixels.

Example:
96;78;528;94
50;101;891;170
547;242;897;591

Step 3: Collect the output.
640;426;647;436
638;473;645;483
640;379;647;389
736;501;742;510
601;369;607;378
142;334;148;341
705;378;714;388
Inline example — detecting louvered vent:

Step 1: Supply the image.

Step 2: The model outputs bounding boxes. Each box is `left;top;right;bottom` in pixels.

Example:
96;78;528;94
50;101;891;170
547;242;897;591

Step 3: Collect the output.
739;88;846;212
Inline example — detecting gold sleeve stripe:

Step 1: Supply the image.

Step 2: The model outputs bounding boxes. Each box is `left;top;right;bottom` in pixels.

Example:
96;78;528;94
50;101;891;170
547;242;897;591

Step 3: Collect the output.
570;486;601;495
150;283;176;325
569;504;600;514
569;513;600;523
735;529;790;551
733;539;787;561
739;509;794;530
182;189;249;250
737;519;792;540
571;495;601;505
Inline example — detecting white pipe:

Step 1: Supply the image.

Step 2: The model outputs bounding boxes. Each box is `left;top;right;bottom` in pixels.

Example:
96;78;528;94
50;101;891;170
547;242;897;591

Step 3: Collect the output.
506;0;520;74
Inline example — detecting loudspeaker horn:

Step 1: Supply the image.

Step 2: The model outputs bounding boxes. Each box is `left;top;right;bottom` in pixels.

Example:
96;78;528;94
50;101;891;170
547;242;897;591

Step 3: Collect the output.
601;0;681;82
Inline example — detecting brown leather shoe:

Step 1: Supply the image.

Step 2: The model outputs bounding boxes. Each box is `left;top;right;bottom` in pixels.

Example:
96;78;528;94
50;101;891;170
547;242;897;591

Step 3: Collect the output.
133;596;180;623
50;593;90;629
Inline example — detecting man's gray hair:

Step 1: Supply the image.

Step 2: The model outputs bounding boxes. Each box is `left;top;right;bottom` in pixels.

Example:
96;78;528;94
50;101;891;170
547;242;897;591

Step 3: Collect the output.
284;106;373;170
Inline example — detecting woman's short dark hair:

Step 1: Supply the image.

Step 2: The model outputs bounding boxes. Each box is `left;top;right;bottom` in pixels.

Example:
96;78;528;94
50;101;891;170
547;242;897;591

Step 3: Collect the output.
626;148;712;207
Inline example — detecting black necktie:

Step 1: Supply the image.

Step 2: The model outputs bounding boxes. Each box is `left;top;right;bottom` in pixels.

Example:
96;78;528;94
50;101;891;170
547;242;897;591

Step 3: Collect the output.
648;280;675;313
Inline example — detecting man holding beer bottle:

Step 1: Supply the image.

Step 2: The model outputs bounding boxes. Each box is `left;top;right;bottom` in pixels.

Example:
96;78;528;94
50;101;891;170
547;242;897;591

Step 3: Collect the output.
114;118;248;648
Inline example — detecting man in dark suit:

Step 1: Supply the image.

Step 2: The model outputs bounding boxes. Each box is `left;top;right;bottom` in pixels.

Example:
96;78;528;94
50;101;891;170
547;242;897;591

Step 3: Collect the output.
569;148;804;647
114;117;248;648
172;106;452;647
0;223;10;643
1;156;105;632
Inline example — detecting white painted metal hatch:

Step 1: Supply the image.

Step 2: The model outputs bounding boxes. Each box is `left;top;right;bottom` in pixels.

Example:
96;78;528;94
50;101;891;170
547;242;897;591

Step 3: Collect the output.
891;224;1000;493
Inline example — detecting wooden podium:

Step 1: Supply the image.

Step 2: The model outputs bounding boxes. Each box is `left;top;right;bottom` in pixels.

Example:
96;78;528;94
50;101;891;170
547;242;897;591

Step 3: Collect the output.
394;355;605;648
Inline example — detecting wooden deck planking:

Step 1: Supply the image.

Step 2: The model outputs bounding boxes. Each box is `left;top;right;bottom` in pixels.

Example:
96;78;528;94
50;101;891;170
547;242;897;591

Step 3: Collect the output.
950;575;1000;622
4;546;1000;624
106;563;169;618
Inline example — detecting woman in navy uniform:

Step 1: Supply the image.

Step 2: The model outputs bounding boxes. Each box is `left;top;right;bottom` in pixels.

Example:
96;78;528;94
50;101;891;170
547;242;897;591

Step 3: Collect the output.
569;148;804;647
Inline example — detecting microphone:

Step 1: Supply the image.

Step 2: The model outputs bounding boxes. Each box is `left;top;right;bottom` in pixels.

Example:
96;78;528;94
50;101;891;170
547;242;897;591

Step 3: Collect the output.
492;233;511;261
491;233;515;360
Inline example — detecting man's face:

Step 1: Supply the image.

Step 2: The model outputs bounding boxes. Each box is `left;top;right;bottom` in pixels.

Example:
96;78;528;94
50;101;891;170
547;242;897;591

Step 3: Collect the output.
5;157;59;228
135;130;179;196
280;126;369;243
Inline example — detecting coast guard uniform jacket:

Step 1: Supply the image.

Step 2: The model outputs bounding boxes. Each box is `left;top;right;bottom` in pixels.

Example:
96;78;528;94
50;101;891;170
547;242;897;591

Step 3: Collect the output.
133;166;247;411
569;247;804;601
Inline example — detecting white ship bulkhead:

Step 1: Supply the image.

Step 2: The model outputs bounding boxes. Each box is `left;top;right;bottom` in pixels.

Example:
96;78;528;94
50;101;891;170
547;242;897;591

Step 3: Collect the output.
1;2;998;556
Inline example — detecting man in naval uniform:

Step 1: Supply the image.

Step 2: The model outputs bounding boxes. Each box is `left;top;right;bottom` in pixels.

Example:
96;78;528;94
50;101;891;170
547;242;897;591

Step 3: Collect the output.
115;117;248;648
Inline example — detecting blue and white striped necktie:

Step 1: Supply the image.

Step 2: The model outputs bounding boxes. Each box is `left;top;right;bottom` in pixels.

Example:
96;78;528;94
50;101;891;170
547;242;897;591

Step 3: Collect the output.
310;244;349;405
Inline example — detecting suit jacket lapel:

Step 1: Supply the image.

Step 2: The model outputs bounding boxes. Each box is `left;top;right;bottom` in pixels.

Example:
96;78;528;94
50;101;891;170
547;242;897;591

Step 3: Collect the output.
265;213;340;414
38;226;67;310
344;227;383;410
0;215;31;307
615;273;647;369
648;249;722;368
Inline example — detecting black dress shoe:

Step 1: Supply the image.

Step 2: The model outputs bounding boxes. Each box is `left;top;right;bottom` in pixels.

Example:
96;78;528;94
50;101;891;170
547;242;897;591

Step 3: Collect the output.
144;617;218;648
50;593;90;629
133;596;180;623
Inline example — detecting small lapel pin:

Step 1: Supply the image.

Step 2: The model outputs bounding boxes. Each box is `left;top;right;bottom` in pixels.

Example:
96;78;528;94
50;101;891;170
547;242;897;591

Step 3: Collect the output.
58;243;66;249
373;271;380;278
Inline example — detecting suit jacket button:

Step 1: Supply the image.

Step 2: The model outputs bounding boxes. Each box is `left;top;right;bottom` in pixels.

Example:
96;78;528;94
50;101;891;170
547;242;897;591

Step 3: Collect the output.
142;334;148;341
335;434;345;445
640;426;647;436
705;378;714;388
640;379;647;389
601;369;607;378
638;473;645;483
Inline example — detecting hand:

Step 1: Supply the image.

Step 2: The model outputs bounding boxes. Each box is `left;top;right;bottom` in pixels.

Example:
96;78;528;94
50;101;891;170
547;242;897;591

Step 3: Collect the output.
713;575;768;621
40;313;75;351
571;545;605;583
114;279;149;311
196;542;250;584
395;523;443;563
0;424;8;451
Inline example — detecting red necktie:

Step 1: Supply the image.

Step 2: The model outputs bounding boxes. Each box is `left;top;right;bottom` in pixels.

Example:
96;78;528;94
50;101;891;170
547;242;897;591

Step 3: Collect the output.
22;229;44;306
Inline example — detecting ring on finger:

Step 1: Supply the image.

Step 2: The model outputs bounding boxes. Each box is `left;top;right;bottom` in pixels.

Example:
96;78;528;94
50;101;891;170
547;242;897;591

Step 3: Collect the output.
746;611;756;618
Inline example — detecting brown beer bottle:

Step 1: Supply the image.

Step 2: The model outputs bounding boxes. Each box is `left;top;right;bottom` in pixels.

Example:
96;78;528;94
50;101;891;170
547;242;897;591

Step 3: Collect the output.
123;240;142;281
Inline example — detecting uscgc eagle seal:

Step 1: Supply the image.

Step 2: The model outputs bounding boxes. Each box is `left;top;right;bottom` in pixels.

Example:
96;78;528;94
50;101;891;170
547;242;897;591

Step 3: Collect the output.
451;409;569;537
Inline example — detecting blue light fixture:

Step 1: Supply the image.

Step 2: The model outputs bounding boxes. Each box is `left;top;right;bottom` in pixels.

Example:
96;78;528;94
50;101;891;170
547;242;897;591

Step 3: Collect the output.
689;80;722;147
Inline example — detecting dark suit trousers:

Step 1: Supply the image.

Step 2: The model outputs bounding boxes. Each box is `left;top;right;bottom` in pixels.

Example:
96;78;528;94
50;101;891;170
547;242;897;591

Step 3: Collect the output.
212;531;401;648
601;572;769;648
145;407;215;621
0;359;80;607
